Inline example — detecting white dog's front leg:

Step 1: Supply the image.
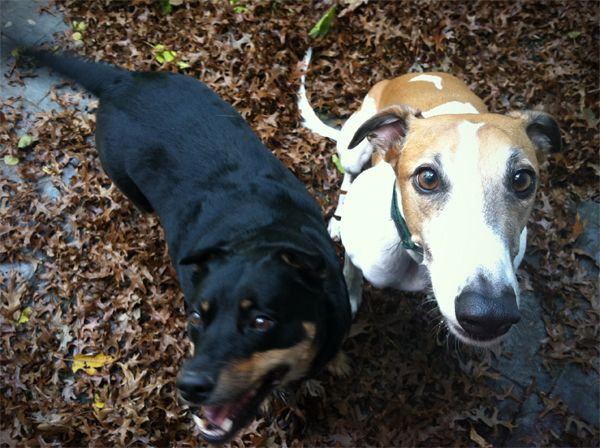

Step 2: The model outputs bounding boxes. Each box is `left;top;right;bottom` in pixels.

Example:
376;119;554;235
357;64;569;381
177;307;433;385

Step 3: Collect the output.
343;254;363;316
327;172;353;241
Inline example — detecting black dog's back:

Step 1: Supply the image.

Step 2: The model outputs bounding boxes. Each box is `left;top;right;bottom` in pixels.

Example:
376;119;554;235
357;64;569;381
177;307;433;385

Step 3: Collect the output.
27;51;333;294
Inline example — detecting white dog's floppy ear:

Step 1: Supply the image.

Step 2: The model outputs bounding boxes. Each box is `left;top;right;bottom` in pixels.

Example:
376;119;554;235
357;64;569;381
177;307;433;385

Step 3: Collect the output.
348;105;420;160
509;110;562;153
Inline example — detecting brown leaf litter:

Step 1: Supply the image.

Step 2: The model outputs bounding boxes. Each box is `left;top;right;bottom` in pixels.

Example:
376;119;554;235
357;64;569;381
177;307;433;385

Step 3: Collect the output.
1;0;598;446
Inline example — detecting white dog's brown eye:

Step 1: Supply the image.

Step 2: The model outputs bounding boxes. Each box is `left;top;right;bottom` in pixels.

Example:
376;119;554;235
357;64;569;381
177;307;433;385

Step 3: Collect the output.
251;316;274;332
415;167;440;192
512;169;535;195
189;311;203;327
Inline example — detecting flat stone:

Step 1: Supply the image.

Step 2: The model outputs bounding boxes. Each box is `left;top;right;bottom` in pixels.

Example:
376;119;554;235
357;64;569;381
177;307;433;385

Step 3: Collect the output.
0;261;38;281
1;1;69;111
551;363;599;426
37;175;60;201
1;0;67;46
575;200;600;276
0;160;22;182
492;292;556;390
503;392;561;446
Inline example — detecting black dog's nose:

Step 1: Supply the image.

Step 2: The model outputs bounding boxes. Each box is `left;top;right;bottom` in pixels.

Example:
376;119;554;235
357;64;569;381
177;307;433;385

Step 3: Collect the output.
177;370;215;403
455;288;520;340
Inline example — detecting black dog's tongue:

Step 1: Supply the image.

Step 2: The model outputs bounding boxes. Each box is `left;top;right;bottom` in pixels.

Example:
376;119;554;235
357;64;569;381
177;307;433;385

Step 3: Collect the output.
192;407;232;440
192;366;290;441
193;388;256;440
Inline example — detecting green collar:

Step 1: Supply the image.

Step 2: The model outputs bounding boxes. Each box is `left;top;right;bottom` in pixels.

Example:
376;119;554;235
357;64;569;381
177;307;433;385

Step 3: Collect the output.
391;182;418;251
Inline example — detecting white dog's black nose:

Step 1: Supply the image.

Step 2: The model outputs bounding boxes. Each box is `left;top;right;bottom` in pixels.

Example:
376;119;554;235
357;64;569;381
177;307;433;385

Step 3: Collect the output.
455;288;520;340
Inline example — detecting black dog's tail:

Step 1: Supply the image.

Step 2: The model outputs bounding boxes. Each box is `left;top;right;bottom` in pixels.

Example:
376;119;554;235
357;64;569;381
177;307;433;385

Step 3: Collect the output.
24;49;128;98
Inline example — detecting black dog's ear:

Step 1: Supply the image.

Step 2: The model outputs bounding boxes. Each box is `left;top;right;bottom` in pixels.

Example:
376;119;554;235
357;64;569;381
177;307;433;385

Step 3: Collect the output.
276;247;326;279
509;110;562;153
348;105;420;160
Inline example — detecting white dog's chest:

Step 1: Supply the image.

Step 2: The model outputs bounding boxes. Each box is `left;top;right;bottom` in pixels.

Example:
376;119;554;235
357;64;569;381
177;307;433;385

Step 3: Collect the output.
339;162;429;291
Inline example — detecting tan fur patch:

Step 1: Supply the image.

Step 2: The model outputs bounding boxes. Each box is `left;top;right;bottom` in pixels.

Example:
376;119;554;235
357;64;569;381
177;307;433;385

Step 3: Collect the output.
302;322;316;339
240;299;253;311
200;301;210;313
326;350;351;377
215;321;318;400
371;72;487;114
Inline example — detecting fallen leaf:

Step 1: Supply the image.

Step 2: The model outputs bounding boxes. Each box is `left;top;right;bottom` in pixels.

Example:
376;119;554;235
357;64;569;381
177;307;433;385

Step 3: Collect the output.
17;134;32;148
469;427;491;448
3;154;19;166
309;5;337;39
14;307;33;326
571;212;584;241
72;353;116;375
93;393;106;409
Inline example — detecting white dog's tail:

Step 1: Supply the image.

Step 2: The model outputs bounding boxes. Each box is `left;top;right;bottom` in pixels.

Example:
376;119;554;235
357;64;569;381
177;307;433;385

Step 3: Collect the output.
297;48;342;141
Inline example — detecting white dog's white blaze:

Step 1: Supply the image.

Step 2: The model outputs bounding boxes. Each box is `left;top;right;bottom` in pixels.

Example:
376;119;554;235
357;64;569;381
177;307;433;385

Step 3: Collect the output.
423;121;519;327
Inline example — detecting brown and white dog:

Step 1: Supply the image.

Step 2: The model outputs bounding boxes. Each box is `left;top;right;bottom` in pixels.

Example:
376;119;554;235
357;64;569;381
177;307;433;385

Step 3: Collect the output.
298;49;561;346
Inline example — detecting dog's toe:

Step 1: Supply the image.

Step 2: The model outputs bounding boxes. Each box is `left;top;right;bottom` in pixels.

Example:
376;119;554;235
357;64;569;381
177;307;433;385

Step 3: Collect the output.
327;217;342;241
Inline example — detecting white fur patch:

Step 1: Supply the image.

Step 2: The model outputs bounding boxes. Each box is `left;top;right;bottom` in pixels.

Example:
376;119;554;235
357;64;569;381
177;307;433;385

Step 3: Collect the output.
409;74;443;90
422;101;480;117
340;162;429;291
513;227;527;271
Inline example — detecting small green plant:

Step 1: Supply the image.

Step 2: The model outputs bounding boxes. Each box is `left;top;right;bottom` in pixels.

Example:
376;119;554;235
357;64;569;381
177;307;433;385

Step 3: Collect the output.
332;154;345;174
309;5;336;38
147;42;191;70
71;20;87;41
159;0;172;15
229;0;248;13
153;44;177;64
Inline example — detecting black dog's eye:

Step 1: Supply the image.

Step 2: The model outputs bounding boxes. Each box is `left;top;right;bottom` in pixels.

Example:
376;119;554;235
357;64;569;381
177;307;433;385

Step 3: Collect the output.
415;167;440;192
189;311;203;327
250;315;274;332
511;169;536;197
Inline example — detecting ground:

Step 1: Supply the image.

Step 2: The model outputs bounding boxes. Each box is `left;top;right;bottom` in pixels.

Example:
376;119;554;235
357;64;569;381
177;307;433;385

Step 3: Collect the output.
1;0;598;447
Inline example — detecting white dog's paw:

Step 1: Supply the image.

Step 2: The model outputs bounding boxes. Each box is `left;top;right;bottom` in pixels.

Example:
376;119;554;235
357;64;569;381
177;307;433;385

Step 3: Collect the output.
327;216;342;241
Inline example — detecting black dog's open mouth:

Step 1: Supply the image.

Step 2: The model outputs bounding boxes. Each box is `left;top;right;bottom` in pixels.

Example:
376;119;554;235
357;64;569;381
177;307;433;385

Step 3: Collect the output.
191;366;289;443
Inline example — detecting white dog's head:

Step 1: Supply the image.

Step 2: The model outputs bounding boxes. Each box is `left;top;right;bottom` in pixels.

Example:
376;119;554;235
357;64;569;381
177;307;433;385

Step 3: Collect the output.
349;108;561;346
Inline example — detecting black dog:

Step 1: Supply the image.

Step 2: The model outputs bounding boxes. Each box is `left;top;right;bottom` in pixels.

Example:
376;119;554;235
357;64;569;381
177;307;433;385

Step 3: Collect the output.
27;50;351;443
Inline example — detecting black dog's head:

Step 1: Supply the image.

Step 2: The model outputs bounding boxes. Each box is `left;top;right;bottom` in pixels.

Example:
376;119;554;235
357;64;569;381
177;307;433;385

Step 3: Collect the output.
176;240;349;443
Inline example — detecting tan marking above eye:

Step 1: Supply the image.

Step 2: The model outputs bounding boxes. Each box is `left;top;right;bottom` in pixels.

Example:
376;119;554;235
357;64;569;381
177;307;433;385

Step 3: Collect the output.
200;301;210;313
280;252;302;269
302;322;316;340
240;299;253;311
